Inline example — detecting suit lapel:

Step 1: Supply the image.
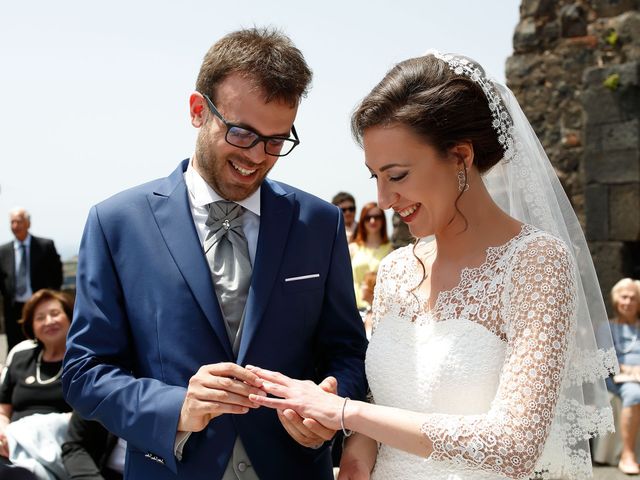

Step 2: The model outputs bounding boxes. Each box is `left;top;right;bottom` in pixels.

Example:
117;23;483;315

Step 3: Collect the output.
237;180;295;364
148;160;234;360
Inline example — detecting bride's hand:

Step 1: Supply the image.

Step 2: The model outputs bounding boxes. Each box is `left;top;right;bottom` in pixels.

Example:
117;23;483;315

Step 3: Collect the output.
247;366;344;431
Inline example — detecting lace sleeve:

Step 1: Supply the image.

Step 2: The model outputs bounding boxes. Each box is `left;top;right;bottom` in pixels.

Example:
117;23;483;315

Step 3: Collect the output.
421;235;577;479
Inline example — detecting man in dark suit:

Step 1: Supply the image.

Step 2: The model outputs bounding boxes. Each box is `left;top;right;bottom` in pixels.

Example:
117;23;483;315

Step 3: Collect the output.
63;28;367;480
0;207;63;350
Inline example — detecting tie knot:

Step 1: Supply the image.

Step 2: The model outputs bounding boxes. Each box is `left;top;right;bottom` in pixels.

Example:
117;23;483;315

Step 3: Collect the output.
206;201;244;234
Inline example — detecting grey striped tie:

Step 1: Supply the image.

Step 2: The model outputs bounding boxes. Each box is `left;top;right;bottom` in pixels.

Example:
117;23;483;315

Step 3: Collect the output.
204;201;252;345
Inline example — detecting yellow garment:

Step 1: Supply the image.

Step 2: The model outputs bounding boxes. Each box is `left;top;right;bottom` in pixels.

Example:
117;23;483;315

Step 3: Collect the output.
350;242;392;310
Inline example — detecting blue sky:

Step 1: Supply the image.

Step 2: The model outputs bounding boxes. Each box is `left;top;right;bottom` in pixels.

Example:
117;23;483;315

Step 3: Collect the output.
0;1;520;258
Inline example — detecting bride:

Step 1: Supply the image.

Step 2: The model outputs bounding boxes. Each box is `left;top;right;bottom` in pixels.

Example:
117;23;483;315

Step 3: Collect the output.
249;52;617;479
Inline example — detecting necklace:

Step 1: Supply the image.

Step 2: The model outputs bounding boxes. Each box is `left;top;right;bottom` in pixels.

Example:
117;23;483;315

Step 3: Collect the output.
35;350;63;385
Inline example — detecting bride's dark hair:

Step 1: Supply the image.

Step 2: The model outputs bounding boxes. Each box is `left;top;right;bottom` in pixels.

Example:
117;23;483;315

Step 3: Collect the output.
351;54;504;173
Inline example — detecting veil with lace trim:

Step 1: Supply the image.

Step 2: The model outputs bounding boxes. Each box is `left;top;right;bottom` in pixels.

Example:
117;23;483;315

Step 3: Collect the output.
423;51;618;479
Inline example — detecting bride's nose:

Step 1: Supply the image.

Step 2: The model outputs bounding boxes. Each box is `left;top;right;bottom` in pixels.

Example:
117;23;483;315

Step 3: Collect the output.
377;182;399;210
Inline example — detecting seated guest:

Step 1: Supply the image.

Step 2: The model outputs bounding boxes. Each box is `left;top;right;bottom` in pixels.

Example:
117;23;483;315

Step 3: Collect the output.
62;411;124;480
606;278;640;474
0;289;73;462
349;202;392;310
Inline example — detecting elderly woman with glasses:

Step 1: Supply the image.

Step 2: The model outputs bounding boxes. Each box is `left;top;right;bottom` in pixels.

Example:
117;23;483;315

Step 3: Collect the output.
349;202;392;311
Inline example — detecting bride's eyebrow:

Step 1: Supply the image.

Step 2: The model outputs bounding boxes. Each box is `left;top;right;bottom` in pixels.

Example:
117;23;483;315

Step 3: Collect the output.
370;162;411;172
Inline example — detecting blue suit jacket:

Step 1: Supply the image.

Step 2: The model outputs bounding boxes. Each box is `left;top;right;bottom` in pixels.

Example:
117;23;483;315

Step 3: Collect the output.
63;160;368;479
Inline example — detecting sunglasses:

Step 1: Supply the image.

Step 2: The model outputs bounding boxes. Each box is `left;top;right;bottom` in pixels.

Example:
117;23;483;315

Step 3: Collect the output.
364;214;384;221
341;206;356;213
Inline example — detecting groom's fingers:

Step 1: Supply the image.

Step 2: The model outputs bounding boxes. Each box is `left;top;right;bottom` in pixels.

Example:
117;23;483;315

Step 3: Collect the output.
245;365;292;386
248;393;291;409
319;376;338;394
206;363;263;388
277;409;324;447
301;417;336;441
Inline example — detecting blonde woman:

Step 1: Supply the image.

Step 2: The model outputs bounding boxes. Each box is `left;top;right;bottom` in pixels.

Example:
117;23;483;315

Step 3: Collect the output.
607;278;640;474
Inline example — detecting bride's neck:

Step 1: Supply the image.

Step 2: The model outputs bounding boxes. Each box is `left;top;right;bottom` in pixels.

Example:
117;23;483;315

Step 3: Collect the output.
434;182;519;264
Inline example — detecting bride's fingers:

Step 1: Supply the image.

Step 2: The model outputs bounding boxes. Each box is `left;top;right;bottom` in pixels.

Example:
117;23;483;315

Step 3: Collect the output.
249;393;293;410
261;381;288;397
246;366;292;386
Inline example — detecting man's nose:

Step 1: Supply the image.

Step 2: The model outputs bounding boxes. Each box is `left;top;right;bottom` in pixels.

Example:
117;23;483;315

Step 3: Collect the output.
243;142;269;164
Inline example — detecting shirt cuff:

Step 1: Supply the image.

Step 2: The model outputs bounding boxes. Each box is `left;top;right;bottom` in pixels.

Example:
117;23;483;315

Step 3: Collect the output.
174;431;191;461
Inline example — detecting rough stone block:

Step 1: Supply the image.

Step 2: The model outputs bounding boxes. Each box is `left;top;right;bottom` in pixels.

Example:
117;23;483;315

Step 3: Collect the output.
585;184;610;240
513;17;540;53
583;61;640;87
584;148;640;183
585;119;640;152
521;0;556;18
581;83;640;125
588;240;639;314
618;10;640;44
609;183;640;240
506;54;546;88
590;0;639;18
561;4;589;37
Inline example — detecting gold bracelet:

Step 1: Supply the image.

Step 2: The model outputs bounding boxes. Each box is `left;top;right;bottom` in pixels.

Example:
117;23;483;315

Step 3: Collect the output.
341;397;353;437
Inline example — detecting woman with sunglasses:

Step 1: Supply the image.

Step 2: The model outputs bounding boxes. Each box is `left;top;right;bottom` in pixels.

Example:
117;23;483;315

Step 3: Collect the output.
349;203;392;312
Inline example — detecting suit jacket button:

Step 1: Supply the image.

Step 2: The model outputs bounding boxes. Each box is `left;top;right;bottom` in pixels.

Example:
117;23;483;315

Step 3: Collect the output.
237;462;247;472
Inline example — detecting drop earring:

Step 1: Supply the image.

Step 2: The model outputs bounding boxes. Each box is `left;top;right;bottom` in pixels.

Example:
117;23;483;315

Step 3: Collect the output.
457;169;469;192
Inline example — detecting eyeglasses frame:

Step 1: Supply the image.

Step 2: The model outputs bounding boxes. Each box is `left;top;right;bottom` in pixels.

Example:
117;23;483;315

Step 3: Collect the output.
201;93;300;157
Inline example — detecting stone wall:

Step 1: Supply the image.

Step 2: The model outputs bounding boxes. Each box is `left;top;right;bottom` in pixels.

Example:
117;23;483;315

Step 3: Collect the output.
507;0;640;311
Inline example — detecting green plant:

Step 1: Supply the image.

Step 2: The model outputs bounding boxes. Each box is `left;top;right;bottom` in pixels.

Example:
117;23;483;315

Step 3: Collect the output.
603;73;620;91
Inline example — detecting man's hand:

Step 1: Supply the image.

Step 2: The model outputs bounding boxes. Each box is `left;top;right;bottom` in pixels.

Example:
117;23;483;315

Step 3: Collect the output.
178;363;265;433
277;376;338;448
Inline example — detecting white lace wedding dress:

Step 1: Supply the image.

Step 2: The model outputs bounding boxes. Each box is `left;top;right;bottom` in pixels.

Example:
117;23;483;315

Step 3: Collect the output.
366;224;604;480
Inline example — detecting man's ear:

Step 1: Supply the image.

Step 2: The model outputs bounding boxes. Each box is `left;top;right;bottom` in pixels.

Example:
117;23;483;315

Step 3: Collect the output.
190;93;206;128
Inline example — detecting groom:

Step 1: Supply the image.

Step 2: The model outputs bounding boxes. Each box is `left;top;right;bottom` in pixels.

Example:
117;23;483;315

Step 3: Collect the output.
62;28;367;480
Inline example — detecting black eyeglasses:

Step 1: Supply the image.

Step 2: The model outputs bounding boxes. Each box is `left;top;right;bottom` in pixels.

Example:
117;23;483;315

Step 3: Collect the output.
364;214;384;221
202;94;300;157
341;206;356;213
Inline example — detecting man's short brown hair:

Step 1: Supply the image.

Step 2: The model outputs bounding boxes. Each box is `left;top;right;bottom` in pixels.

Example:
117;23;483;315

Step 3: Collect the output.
196;27;312;107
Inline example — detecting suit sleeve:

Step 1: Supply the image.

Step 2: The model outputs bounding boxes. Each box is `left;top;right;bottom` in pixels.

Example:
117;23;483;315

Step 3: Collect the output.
314;208;368;401
62;206;186;474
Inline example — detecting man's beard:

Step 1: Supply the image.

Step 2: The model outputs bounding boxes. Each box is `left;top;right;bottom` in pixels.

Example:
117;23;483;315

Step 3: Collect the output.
194;130;269;201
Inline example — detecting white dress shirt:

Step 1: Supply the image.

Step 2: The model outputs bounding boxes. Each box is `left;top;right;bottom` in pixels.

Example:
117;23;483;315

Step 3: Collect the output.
14;234;33;302
184;159;260;265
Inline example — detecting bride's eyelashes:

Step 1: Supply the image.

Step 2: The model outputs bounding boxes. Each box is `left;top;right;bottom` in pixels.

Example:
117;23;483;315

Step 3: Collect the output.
368;171;409;182
389;172;408;182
